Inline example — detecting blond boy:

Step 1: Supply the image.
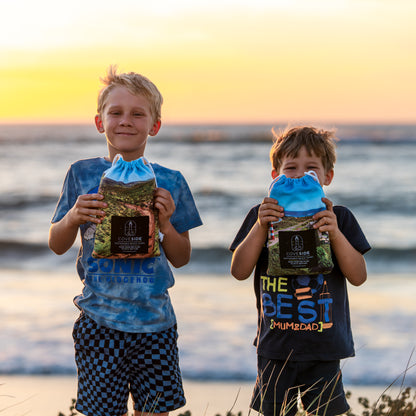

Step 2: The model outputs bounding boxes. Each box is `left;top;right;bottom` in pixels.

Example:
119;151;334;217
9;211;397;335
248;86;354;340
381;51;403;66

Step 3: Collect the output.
49;66;202;416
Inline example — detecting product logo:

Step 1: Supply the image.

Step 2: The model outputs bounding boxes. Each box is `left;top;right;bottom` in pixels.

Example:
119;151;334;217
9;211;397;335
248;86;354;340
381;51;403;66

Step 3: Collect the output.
124;220;137;237
291;234;304;252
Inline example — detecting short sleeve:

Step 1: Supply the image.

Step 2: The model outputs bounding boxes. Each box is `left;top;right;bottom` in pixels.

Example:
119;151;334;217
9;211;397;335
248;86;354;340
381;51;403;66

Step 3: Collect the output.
334;205;371;255
152;165;202;234
229;205;260;251
51;166;78;224
170;172;203;234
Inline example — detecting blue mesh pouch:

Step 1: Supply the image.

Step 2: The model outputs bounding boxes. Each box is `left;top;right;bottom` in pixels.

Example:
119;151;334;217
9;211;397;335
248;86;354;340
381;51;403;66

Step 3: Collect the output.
92;155;160;259
267;171;333;276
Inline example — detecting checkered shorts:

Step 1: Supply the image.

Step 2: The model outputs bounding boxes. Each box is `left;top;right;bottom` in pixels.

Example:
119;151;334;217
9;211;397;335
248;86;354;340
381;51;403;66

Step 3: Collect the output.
72;313;186;416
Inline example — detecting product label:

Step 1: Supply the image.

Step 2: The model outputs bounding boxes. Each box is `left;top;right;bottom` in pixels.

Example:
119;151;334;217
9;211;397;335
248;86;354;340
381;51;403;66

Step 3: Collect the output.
279;229;318;269
110;216;149;254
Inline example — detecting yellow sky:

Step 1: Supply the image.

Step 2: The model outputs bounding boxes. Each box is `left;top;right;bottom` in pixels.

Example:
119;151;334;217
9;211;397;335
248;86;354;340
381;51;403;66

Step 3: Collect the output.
1;0;415;124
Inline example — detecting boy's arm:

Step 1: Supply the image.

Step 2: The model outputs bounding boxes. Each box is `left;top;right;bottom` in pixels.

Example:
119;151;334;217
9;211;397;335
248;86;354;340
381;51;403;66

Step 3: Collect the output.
231;222;267;281
48;193;107;255
231;197;284;281
154;188;191;268
313;198;367;286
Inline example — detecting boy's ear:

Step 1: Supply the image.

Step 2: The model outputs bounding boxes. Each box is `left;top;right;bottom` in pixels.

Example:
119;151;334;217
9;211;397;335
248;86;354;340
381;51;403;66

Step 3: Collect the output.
324;169;334;186
271;169;279;179
149;120;161;137
95;114;105;133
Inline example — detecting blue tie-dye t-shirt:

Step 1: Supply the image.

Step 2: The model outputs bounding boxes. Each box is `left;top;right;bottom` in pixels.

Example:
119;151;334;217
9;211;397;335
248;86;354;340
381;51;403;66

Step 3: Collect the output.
51;157;202;333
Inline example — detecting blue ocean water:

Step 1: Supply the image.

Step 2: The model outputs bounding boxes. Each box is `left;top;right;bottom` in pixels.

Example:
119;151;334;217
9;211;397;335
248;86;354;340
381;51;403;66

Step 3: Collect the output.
0;123;415;386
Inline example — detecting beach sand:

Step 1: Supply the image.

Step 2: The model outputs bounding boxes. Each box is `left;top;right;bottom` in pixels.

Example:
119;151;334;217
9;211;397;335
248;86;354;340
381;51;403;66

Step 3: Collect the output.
0;375;404;416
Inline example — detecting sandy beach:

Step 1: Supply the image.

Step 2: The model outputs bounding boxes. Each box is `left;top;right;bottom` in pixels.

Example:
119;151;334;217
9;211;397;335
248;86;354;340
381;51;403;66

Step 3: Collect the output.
0;375;406;416
0;376;252;416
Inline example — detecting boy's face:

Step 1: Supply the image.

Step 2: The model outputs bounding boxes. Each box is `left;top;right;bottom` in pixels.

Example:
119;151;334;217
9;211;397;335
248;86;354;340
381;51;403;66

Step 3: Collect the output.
273;146;334;186
95;85;161;161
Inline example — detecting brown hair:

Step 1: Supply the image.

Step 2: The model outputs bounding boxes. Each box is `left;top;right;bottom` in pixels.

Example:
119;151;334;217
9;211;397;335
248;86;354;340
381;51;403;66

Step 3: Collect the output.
97;65;163;123
270;126;338;173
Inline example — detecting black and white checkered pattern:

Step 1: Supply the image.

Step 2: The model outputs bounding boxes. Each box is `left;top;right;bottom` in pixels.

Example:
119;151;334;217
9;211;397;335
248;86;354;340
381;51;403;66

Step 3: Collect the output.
72;313;186;416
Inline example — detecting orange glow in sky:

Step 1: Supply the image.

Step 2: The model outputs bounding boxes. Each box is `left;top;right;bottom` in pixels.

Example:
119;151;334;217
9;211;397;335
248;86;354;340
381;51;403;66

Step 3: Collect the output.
1;0;415;125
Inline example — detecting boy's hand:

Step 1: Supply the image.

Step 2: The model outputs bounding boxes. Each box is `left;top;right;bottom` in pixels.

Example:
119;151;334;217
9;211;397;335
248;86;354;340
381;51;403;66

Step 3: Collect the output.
154;188;175;231
68;193;107;226
153;187;191;268
258;197;284;229
313;197;339;237
315;198;367;286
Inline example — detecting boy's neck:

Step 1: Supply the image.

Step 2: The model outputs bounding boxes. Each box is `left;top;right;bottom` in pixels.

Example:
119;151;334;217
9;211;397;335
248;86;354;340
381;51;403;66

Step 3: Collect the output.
106;151;145;162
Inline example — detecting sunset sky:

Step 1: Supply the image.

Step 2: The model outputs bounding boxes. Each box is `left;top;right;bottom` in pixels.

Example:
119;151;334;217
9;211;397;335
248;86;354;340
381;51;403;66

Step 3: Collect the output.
1;0;415;125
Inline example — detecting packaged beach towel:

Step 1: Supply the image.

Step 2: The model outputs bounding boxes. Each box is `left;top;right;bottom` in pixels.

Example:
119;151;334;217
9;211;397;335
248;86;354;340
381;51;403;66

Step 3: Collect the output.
92;155;160;259
267;171;333;276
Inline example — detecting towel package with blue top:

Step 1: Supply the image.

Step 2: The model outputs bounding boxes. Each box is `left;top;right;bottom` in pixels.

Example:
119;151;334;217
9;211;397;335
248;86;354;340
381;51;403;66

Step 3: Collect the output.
267;171;333;276
92;155;160;259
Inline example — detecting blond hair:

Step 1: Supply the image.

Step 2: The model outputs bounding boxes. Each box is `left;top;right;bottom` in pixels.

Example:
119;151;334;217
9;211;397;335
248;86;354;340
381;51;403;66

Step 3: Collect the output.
270;126;338;173
97;65;163;123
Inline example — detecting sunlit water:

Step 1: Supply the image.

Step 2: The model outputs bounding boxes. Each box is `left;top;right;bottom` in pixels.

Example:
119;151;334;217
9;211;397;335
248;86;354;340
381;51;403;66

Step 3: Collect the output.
0;124;415;385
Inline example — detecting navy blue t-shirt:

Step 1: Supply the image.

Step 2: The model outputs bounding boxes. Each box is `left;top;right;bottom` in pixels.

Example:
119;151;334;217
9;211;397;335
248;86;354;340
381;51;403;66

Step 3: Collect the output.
230;205;370;361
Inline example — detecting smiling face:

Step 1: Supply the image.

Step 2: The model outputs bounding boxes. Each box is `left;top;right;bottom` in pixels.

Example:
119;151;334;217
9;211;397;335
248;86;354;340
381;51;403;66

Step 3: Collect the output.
273;146;334;186
95;85;161;161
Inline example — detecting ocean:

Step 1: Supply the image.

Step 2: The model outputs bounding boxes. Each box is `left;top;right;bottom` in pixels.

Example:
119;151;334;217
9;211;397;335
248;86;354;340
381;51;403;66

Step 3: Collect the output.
0;123;415;387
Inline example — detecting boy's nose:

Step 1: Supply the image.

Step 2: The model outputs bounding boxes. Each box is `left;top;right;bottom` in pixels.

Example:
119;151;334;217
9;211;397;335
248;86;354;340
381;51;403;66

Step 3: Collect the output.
120;117;133;126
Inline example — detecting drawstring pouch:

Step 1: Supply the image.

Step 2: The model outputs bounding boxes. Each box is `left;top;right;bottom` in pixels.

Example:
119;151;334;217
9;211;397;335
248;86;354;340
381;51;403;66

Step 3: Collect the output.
267;171;333;276
92;155;160;259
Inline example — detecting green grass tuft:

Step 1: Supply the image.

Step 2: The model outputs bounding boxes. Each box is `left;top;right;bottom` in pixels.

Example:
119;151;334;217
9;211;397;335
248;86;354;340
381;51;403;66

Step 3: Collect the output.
57;387;416;416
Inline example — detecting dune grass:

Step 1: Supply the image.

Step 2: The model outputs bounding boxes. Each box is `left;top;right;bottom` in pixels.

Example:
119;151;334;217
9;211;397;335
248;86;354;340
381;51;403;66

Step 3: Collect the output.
57;386;416;416
58;352;416;416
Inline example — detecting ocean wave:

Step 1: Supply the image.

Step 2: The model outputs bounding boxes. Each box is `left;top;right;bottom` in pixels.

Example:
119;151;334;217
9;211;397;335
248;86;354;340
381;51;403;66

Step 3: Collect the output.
0;183;416;217
0;240;51;256
0;363;255;381
328;193;416;215
188;246;416;275
1;241;414;274
0;241;414;262
0;365;76;376
0;241;77;271
0;189;248;212
1;360;414;386
0;194;58;210
3;189;415;218
1;124;416;144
